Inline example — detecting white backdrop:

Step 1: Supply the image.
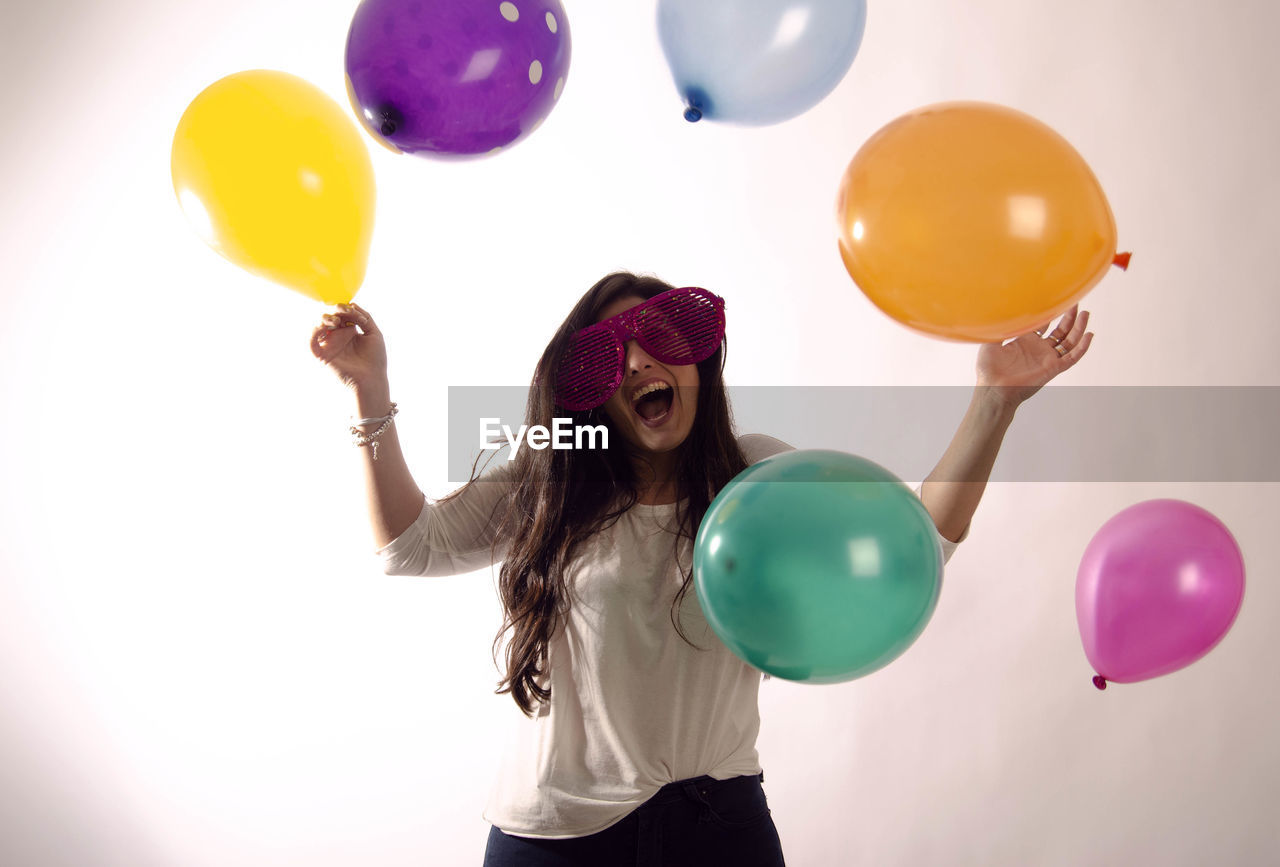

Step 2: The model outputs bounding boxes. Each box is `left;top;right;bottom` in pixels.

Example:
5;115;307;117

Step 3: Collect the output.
2;1;1277;864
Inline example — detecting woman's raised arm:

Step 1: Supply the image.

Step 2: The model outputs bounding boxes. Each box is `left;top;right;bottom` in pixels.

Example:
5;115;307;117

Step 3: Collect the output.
311;302;426;548
919;305;1094;542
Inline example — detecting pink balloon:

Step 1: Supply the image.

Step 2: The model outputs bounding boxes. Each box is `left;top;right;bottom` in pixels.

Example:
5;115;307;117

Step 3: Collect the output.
1076;499;1245;688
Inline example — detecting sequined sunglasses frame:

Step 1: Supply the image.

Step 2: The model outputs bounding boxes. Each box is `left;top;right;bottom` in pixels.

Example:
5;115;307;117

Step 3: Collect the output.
554;286;726;411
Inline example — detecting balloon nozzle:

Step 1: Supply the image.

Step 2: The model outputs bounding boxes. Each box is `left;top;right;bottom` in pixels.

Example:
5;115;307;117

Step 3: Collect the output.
684;105;702;123
378;106;402;138
1112;252;1132;271
1092;675;1108;690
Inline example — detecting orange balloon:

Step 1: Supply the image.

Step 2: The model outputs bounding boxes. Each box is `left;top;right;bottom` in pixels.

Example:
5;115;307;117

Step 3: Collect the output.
836;102;1124;342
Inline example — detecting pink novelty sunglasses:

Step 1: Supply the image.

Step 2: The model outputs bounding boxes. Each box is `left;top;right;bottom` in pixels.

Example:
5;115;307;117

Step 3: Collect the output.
554;286;726;411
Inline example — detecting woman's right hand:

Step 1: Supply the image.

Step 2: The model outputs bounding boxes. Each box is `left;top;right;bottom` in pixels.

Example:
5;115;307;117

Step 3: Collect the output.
310;302;388;392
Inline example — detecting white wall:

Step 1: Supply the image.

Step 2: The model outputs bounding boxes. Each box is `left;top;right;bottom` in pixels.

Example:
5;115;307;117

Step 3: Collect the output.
1;1;1276;864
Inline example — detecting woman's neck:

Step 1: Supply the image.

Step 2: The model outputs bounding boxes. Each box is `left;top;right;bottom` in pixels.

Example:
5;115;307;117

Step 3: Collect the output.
632;450;680;505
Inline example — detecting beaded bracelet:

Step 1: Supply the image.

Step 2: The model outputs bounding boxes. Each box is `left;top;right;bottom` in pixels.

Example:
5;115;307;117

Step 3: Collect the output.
350;402;398;461
351;402;398;428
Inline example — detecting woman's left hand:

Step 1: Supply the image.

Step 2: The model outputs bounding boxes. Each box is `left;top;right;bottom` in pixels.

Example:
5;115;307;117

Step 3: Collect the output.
975;305;1093;410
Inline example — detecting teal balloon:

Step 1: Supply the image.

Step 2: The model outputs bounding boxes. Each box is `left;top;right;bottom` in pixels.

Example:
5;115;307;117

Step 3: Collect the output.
694;450;943;683
657;0;868;125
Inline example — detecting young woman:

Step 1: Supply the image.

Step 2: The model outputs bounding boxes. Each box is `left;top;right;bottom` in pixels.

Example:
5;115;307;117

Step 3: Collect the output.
310;271;1092;866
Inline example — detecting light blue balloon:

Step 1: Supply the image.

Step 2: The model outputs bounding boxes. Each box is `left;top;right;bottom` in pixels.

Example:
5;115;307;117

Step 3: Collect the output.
657;0;868;125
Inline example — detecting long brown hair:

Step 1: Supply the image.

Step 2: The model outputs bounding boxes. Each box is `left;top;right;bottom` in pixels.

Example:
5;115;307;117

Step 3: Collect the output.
488;271;748;716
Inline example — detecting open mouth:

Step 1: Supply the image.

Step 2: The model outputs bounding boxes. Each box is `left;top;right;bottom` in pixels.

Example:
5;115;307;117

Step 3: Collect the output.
632;381;674;424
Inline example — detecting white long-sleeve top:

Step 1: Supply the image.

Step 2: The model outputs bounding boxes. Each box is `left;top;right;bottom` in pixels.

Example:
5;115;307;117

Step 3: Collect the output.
376;434;962;838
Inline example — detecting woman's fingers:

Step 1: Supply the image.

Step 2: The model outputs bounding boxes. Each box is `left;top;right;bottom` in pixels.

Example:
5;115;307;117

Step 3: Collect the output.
1052;310;1093;370
1051;310;1089;356
311;308;378;361
1057;330;1093;368
1046;304;1078;341
317;302;368;326
342;302;380;336
1033;305;1091;363
320;311;356;331
315;304;374;344
1066;309;1089;342
311;321;356;358
310;325;333;358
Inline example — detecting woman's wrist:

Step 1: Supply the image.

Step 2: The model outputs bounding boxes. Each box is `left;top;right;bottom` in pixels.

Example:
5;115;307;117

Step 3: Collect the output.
972;384;1024;420
353;381;394;420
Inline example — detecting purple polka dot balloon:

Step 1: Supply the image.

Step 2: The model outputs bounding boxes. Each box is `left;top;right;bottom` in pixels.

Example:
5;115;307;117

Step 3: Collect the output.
345;0;570;159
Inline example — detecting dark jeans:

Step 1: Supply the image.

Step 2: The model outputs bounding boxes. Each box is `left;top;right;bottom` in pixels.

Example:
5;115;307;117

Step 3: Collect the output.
483;772;785;866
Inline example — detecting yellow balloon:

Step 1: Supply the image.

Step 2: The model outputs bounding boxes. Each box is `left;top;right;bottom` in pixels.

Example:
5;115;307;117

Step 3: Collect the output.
171;70;375;305
836;102;1125;342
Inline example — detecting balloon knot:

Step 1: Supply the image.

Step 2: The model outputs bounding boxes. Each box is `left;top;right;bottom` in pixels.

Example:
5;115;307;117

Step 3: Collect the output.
378;106;402;138
1112;252;1132;271
1092;675;1108;690
681;86;711;123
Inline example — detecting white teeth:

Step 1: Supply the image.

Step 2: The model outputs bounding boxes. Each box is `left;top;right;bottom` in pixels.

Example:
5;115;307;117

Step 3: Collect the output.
632;382;671;403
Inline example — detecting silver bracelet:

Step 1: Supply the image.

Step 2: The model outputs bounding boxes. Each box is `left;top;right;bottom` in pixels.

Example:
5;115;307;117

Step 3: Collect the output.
351;402;398;428
350;403;398;461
